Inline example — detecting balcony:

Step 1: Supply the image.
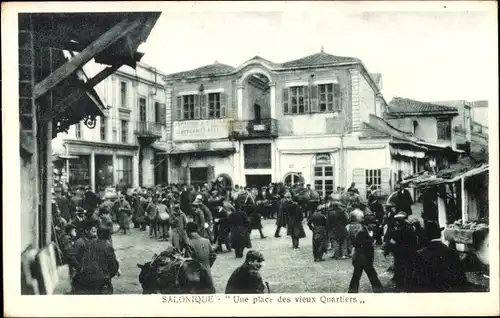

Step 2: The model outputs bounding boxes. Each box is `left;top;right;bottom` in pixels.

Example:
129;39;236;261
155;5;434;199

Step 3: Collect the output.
229;118;279;140
134;121;162;144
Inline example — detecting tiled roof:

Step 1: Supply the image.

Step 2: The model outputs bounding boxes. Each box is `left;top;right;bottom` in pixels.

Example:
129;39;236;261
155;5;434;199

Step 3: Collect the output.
387;97;458;116
360;122;391;139
280;51;360;68
165;61;236;79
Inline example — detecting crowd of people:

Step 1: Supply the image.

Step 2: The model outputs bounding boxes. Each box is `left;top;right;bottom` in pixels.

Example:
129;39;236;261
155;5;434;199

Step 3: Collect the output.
49;177;471;294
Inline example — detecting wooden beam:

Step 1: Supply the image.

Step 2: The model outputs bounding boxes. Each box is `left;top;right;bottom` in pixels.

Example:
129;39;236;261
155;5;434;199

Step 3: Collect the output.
41;64;121;123
87;64;122;87
33;18;142;100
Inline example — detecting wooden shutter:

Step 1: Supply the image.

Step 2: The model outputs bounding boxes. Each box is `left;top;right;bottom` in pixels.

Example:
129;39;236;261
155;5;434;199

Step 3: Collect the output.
304;86;310;113
333;83;341;111
380;168;391;195
310;85;318;112
158;103;166;125
200;94;207;119
220;93;227;118
194;95;201;119
282;88;289;114
207;165;215;183
176;95;182;121
352;168;366;199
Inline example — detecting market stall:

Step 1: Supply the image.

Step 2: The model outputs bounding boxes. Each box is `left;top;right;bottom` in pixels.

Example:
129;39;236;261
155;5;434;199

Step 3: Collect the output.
400;153;489;267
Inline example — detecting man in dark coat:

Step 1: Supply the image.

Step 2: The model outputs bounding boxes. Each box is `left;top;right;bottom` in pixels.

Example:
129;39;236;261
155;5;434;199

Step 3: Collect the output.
327;199;349;259
347;182;359;195
307;208;328;262
394;184;414;216
348;214;383;293
214;206;232;253
274;194;289;238
185;222;217;287
180;185;193;217
227;207;250;258
286;199;306;249
411;221;468;292
369;197;385;245
225;250;266;294
68;219;119;294
383;212;419;291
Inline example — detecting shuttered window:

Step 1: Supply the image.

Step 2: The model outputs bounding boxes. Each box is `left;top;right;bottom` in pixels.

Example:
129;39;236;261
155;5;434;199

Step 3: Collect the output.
208;93;221;119
353;167;391;199
75;122;82;139
283;82;341;115
121;120;128;143
183;95;196;120
120;81;128;108
139;97;147;122
365;169;382;189
437;119;452;141
155;102;166;125
100;116;107;141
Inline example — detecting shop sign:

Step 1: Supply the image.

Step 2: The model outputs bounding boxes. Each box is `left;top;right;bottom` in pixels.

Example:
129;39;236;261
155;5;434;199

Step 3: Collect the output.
315;153;331;165
173;119;231;141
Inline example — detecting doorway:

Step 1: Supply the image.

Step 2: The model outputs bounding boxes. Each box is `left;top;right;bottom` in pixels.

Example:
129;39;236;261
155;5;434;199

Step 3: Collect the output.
245;174;272;189
254;104;262;123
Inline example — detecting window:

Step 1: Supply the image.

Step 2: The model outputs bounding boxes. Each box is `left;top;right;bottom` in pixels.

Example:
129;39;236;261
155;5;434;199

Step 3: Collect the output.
100;117;107;141
314;165;335;197
283;82;341;115
366;169;382;189
437;119;451;140
208;93;221;119
139;97;147;122
116;156;133;187
289;86;307;114
183;95;196;120
318;83;341;111
121;120;128;143
75;122;82;139
155;102;161;124
68;156;90;187
120;81;128;108
244;144;271;169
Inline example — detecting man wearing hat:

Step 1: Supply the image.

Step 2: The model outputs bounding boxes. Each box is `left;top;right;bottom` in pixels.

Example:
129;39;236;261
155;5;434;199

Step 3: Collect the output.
170;200;189;252
185;222;217;283
307;205;328;262
68;218;119;294
327;195;349;259
286;196;306;249
225;250;266;294
383;211;418;291
411;221;467;292
226;204;251;258
274;191;291;238
348;214;383;293
59;223;77;268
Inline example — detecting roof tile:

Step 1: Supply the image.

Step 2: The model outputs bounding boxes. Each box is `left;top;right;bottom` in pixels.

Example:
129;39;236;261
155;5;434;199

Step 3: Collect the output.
165;62;236;79
280;52;360;68
387;97;458;116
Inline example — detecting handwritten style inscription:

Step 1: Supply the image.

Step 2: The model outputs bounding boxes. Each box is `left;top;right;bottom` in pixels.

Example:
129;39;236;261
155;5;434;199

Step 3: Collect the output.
173;119;231;141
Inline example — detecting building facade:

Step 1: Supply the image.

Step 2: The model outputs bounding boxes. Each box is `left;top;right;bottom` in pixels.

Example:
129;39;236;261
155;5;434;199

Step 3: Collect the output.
163;50;399;198
52;61;169;193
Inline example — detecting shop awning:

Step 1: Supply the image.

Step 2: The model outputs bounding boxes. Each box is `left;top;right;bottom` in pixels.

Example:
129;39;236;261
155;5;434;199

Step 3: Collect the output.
401;164;489;189
416;141;465;154
389;139;427;158
168;147;236;155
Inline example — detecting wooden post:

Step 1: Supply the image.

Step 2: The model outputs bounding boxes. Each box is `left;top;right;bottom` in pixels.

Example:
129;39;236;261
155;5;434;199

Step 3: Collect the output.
461;177;467;221
33;18;142;99
45;120;53;246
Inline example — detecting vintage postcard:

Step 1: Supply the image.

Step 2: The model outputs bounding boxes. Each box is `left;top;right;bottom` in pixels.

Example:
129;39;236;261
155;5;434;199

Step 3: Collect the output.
2;1;499;317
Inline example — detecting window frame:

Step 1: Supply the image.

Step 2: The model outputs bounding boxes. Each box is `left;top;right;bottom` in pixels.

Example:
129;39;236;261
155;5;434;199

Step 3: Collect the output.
182;95;196;120
208;92;221;119
284;81;341;115
100;117;106;141
437;118;452;141
313;164;335;198
116;156;133;186
75;122;82;139
138;97;147;122
120;120;128;143
120;81;128;109
365;169;382;190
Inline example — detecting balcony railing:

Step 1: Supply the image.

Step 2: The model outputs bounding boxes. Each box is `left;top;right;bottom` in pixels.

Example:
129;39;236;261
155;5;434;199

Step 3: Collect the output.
229;118;278;140
134;121;162;138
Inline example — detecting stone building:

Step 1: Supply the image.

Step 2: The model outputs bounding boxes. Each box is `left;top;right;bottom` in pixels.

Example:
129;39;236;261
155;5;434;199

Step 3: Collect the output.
52;61;169;193
162;49;407;198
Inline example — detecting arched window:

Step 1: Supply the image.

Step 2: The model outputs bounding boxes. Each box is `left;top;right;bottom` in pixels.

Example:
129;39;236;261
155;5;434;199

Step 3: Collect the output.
283;172;304;186
313;153;334;197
